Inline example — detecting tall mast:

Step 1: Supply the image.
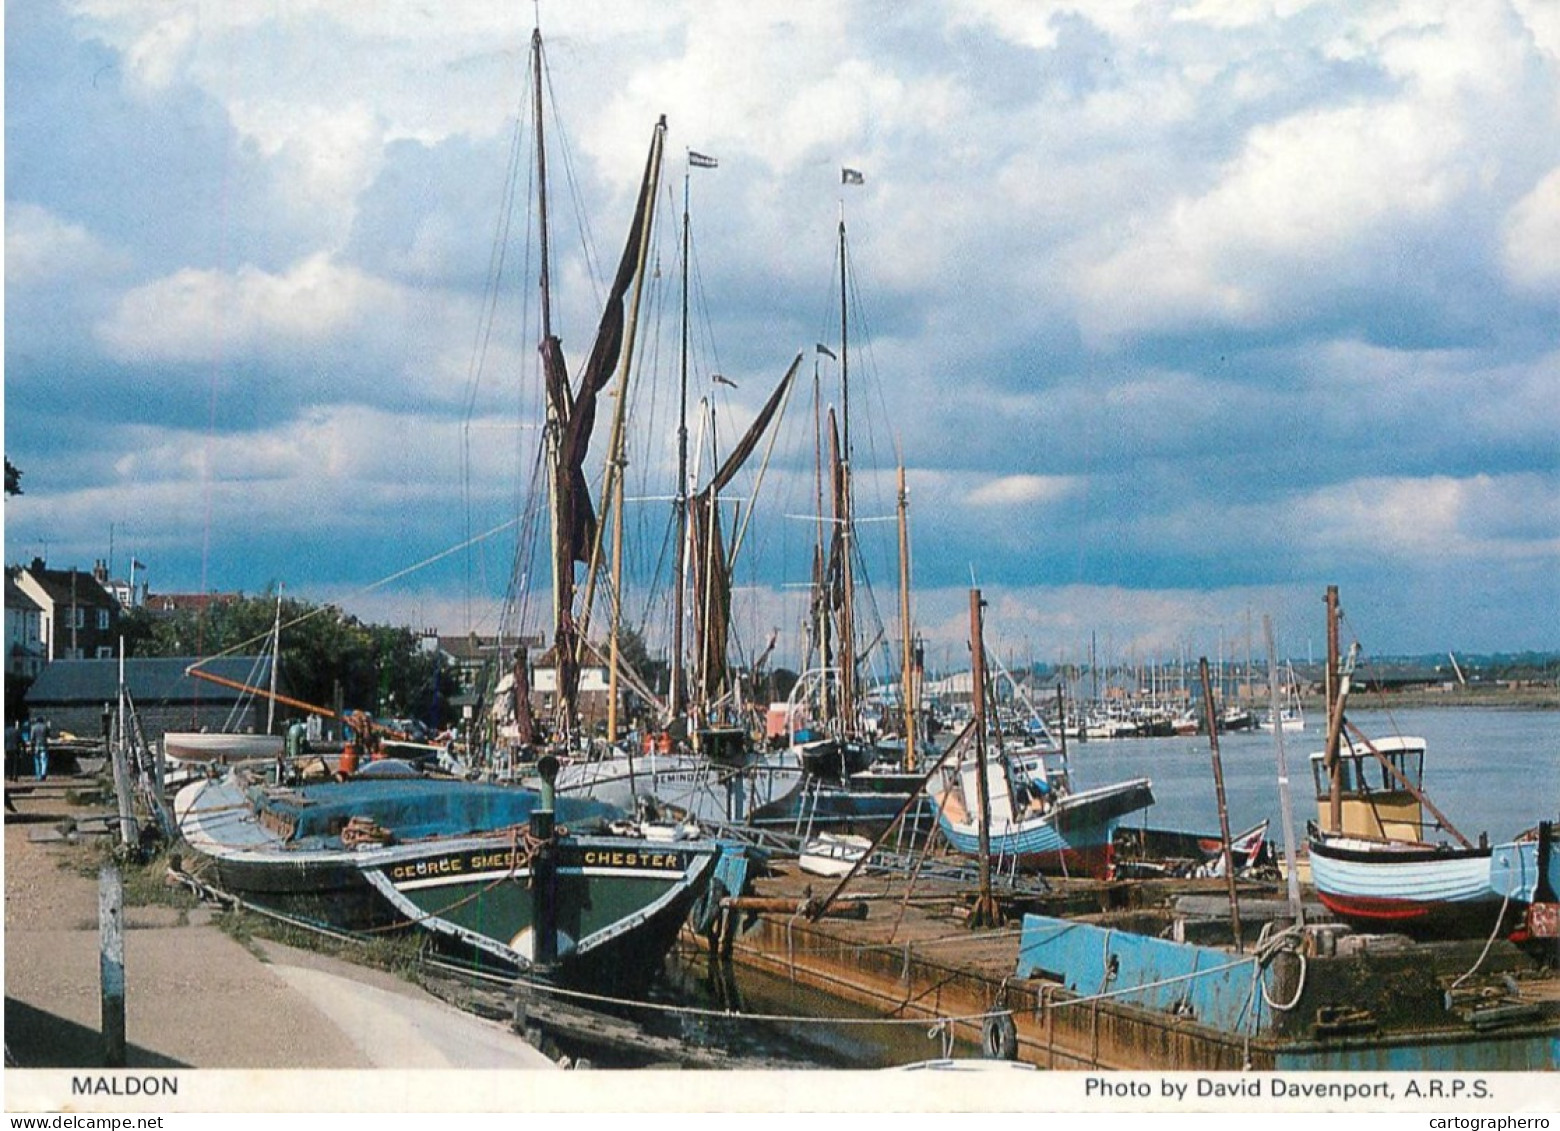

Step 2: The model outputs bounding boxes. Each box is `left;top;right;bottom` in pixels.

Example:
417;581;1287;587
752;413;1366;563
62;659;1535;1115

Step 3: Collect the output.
670;158;694;726
266;588;282;735
968;588;999;927
532;27;562;641
602;118;667;743
836;213;857;728
897;462;915;770
811;354;830;712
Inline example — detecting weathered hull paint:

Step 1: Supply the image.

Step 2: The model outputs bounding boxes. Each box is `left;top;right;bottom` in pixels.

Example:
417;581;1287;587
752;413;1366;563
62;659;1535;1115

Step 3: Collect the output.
934;779;1154;880
1308;832;1503;936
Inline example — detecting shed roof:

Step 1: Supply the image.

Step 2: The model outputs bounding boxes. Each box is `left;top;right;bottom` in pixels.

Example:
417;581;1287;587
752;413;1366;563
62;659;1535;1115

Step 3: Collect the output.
27;656;277;707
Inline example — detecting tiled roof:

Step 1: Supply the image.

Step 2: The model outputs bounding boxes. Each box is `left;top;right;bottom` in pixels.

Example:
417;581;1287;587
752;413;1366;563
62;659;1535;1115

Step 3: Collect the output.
144;592;242;613
19;566;117;609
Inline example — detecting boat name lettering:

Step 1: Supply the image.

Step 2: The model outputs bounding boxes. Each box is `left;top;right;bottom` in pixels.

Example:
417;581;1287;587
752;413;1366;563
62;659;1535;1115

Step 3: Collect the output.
582;849;682;870
467;849;529;872
389;855;464;880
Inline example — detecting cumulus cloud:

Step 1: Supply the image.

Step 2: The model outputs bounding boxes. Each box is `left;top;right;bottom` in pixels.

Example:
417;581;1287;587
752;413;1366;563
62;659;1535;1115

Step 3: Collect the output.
966;474;1078;507
6;0;1556;655
1295;473;1560;561
1502;166;1560;295
5;203;131;284
96;253;404;363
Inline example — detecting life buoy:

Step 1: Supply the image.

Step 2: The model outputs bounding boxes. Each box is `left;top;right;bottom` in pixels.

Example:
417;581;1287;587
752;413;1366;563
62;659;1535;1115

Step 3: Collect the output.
656;731;673;755
981;1012;1019;1061
338;743;360;776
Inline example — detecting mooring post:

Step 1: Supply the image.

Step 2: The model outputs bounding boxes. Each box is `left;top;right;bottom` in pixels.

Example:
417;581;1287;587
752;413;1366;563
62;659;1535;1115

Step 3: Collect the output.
531;753;561;973
99;863;126;1067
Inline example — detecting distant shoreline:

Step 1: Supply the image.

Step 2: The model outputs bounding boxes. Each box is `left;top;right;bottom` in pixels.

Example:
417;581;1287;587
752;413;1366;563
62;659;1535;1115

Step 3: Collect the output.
1297;687;1560;711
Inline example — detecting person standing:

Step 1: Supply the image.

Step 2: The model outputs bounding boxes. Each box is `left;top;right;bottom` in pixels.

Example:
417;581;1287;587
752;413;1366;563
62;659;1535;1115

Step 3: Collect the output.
33;717;50;781
9;720;29;780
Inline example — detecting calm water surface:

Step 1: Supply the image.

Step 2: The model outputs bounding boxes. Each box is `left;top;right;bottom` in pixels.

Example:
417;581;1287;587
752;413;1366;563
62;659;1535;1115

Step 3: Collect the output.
1068;706;1559;846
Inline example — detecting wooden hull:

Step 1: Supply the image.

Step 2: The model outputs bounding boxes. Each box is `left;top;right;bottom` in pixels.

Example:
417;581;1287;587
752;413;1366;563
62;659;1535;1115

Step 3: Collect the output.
164;731;285;765
556;749;805;826
1490;833;1560;904
1307;830;1504;936
933;778;1154;880
358;835;721;995
175;770;721;994
749;768;933;835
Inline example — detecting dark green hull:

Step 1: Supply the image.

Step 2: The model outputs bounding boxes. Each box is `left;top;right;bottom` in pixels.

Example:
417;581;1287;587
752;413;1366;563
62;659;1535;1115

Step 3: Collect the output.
359;835;722;996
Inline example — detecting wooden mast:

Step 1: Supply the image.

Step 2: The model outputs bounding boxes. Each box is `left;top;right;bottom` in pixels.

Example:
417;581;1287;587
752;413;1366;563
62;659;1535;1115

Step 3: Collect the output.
1322;585;1346;832
1198;656;1244;952
669;161;694;728
1265;615;1306;927
532;28;563;655
897;462;915;771
836;215;857;732
265;589;282;735
968;588;1000;928
600;118;666;743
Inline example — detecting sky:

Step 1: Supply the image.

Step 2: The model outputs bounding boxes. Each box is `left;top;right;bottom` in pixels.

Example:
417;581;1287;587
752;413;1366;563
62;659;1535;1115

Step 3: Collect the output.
5;0;1559;679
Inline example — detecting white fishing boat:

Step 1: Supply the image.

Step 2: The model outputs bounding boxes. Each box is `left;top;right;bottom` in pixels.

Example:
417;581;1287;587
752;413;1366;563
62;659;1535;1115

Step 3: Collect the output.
799;832;873;877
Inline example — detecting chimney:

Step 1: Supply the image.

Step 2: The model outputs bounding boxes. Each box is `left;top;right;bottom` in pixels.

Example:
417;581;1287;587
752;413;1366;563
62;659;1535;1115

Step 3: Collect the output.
93;559;109;584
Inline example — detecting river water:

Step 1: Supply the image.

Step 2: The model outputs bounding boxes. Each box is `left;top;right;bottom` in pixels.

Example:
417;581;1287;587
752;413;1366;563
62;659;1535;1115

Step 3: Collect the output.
1071;706;1559;847
626;707;1558;1069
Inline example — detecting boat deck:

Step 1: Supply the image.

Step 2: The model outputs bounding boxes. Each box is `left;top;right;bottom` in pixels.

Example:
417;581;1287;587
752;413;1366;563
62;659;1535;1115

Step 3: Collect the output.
688;855;1560;1071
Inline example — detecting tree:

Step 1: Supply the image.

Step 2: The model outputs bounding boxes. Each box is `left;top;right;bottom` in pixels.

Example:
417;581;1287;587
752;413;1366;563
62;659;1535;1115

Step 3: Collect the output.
615;626;667;695
125;594;462;729
5;459;22;496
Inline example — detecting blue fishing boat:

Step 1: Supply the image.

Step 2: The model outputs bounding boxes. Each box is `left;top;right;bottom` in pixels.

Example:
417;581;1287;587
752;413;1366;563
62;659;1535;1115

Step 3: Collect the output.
1490;823;1560;905
1489;821;1560;948
1302;732;1514;936
1306;827;1501;935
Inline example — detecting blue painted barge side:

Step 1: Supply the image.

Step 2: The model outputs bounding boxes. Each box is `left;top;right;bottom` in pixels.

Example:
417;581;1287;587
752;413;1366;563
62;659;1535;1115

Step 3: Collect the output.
1014;912;1560;1071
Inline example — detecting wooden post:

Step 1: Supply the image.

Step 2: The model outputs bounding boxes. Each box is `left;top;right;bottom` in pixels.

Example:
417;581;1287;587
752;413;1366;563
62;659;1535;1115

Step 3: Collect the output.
1198;658;1243;952
1323;585;1344;832
531;755;560;972
99;864;126;1067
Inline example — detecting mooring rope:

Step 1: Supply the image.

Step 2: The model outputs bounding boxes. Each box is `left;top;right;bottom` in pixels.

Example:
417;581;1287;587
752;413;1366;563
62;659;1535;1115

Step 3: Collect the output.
172;868;1015;1035
1448;890;1514;996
